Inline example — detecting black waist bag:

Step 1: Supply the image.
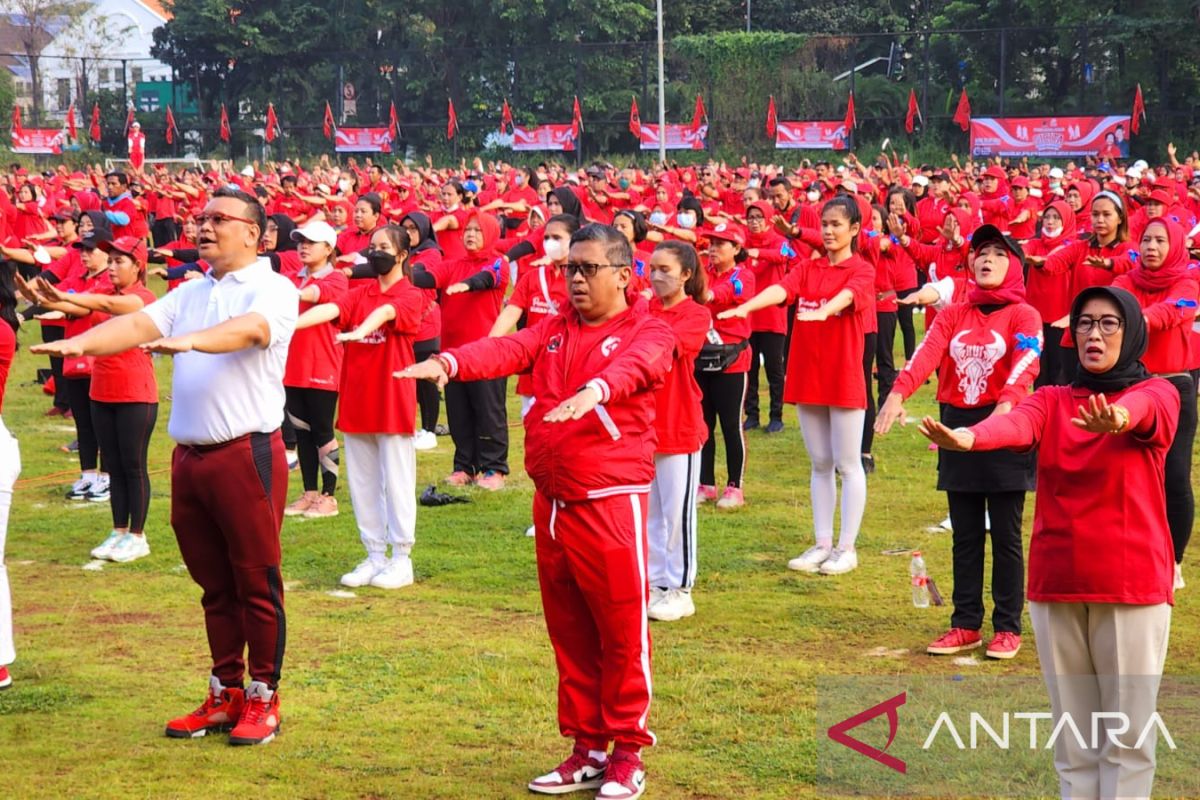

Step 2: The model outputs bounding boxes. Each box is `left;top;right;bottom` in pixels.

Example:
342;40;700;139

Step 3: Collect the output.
696;339;749;373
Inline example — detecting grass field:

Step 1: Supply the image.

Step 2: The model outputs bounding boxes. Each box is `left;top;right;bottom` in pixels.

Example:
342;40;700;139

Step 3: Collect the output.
2;325;1199;800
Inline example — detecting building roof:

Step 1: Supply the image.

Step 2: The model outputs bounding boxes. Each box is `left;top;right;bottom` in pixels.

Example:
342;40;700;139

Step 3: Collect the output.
134;0;171;21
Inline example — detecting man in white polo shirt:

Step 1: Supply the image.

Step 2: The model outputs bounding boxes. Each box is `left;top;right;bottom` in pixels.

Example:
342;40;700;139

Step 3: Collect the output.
32;187;298;746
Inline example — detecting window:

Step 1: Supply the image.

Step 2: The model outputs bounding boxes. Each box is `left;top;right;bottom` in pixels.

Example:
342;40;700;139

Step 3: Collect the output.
131;66;143;84
98;68;110;84
56;78;70;111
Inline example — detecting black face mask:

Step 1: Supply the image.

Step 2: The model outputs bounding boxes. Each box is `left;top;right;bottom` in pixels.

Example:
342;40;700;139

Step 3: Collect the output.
366;249;396;276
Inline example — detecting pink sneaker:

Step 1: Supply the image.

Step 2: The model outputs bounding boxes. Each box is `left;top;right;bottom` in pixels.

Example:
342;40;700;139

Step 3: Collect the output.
302;494;338;518
985;631;1022;660
715;486;745;509
697;485;718;504
0;665;11;690
528;743;607;794
444;471;474;487
475;471;506;491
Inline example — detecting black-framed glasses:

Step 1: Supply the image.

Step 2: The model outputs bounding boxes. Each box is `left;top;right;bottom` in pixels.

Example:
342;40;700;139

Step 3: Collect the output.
196;212;258;228
565;261;628;278
1074;315;1124;336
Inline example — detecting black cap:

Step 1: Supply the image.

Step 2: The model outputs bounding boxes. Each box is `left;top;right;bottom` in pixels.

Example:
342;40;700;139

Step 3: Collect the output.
51;209;78;222
969;224;1025;265
72;228;114;249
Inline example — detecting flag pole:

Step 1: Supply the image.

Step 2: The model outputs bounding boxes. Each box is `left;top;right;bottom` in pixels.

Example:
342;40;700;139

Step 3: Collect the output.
656;0;666;164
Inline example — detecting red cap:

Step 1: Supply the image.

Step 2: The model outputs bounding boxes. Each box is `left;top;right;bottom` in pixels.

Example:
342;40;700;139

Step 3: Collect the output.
14;167;27;177
983;165;1006;180
1011;176;1030;189
100;235;148;268
704;222;746;248
1148;189;1174;206
734;167;751;179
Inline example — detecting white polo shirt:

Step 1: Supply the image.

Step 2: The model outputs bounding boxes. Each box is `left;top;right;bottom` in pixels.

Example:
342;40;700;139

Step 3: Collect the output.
143;258;298;445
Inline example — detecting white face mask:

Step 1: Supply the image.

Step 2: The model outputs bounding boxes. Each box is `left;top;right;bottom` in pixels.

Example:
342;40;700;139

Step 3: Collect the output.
543;238;568;262
649;211;668;226
677;212;697;229
806;190;821;203
748;178;760;189
338;178;352;193
1043;219;1062;237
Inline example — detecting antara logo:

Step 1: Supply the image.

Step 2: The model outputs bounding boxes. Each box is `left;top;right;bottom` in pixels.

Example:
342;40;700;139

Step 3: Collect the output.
827;691;907;773
601;336;621;357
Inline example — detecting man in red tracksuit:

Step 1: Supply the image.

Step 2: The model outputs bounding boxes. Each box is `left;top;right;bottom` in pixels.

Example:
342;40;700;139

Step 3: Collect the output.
399;223;674;800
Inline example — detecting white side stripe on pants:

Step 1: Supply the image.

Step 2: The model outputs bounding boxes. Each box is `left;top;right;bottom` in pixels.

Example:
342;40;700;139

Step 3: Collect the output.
630;494;656;744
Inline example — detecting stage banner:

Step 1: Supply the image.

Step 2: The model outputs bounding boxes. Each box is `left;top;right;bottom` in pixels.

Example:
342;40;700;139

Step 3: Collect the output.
774;120;849;150
512;124;577;151
970;116;1131;158
638;123;708;151
11;128;65;154
334;127;393;153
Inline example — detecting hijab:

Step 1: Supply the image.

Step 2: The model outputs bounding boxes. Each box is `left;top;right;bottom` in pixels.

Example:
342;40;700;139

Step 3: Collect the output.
1128;216;1189;292
1069;285;1151;393
548;187;584;222
1042;199;1076;241
464;211;501;258
269;213;297;252
745;201;778;247
400;211;440;255
82;210;111;238
1068;179;1097;233
967;235;1026;306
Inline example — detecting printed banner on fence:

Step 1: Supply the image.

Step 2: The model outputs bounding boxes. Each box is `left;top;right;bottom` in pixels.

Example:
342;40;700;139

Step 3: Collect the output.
638;123;708;151
512;124;577;151
11;128;65;154
774;120;850;150
970;116;1132;158
334;127;393;153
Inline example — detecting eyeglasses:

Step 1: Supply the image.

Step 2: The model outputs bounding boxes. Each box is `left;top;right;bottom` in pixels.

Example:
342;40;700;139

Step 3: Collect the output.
565;262;628;278
195;212;258;228
1074;315;1124;336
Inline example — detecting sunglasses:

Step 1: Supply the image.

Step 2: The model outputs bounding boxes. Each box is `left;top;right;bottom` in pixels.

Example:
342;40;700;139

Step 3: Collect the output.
565;261;627;278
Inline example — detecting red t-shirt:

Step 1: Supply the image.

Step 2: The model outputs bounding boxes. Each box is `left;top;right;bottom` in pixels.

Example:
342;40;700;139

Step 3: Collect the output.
425;254;509;350
89;284;159;403
779;254;876;409
1112;273;1199;374
704;265;755;373
334;279;425;434
285;266;350;390
650;296;710;454
1024;235;1076;323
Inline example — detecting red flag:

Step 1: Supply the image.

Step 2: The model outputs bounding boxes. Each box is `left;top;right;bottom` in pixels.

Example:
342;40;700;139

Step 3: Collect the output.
66;103;77;139
388;101;399;140
629;96;642;137
10;105;21;140
843;91;857;134
265;103;279;143
89;102;100;141
571;95;583;138
124;106;134;134
905;89;922;134
691;94;708;132
219;103;231;142
447;98;458;140
765;95;778;138
500;98;514;135
953;89;971;132
165;105;177;144
1132;83;1146;136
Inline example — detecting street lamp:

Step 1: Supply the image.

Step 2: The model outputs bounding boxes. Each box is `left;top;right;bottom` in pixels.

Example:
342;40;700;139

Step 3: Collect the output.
656;0;665;163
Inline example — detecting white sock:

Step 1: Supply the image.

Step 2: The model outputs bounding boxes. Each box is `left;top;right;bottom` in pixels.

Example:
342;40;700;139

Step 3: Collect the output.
588;749;608;763
82;471;97;480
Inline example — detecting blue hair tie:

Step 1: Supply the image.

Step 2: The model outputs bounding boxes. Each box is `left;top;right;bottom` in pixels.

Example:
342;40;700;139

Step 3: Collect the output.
781;242;796;258
1175;298;1198;309
1129;251;1139;261
1015;333;1042;356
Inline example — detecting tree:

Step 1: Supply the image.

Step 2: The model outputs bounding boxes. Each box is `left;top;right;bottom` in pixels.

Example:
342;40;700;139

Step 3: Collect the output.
0;0;90;124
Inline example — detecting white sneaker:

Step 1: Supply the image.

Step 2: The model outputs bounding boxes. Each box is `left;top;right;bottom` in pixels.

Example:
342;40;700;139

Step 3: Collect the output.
1176;563;1185;590
648;588;695;622
525;525;536;537
286;450;299;470
108;533;150;563
85;474;111;503
66;477;93;501
648;586;667;608
788;544;832;573
370;556;414;589
340;558;385;588
413;429;437;451
818;548;858;575
90;530;122;559
937;516;953;531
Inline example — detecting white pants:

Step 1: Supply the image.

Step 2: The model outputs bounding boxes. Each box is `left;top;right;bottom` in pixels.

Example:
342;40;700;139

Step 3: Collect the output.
1030;601;1172;800
0;417;19;666
648;450;701;590
520;395;535;420
343;433;416;563
796;404;866;550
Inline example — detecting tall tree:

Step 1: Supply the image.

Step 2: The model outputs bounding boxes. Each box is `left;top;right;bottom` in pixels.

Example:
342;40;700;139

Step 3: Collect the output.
0;0;90;124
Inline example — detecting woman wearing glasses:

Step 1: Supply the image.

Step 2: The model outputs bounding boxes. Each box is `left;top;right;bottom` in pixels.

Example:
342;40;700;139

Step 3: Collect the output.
875;226;1042;660
1113;217;1199;589
920;285;1179;800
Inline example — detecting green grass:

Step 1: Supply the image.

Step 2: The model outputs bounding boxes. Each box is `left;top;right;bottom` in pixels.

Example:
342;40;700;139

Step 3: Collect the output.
2;324;1199;800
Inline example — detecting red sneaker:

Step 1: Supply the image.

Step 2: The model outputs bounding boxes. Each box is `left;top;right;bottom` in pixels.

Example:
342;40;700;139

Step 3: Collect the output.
927;628;982;655
164;677;245;738
597;749;646;800
985;631;1022;660
0;665;11;690
527;743;607;794
229;682;281;746
444;470;474;487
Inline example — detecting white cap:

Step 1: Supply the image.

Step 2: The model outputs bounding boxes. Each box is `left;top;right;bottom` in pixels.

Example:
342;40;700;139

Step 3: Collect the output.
1134;159;1150;171
841;179;858;194
241;165;255;177
290;220;338;248
912;175;930;187
1127;167;1143;182
1049;167;1064;180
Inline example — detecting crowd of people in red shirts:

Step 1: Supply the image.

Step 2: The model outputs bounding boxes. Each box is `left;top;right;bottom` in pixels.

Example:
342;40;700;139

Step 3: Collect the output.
0;143;1196;798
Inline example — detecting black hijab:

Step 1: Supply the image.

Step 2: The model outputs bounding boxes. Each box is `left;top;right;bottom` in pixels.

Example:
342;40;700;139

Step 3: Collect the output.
1069;285;1152;393
548;186;584;222
269;214;297;252
400;211;440;255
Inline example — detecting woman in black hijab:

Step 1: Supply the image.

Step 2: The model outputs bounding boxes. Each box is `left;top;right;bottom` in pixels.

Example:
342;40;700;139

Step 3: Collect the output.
919;285;1179;800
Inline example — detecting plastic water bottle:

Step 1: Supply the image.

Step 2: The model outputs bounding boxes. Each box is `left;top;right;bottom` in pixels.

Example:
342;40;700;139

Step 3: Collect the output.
911;551;930;608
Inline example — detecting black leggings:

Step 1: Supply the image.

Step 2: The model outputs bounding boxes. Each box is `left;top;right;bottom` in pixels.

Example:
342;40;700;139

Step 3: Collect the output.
91;401;157;531
698;370;747;488
414;337;441;431
947;490;1026;634
41;325;69;410
744;331;785;424
285;386;339;495
445;377;509;475
896;292;917;361
1034;323;1070;388
875;311;899;402
66;377;99;472
861;332;878;455
1164;374;1197;563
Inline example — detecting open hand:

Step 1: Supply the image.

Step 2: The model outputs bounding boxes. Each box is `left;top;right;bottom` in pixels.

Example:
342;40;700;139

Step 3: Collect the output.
543;386;601;423
917;416;975;451
394;358;449;388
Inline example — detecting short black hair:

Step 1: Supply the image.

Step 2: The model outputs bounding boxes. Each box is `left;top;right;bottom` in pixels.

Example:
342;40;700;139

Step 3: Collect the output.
358;192;383;216
105;170;128;186
614;209;648;243
212;186;266;234
281;174;298;186
570;223;632;267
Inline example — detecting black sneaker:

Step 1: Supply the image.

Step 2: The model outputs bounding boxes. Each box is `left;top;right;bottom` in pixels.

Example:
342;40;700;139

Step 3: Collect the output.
60;439;79;454
742;417;760;432
861;454;876;474
765;419;785;434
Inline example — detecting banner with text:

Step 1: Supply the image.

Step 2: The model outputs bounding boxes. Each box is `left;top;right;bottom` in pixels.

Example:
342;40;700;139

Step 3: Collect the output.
970;116;1132;158
334;127;393;153
11;129;65;155
512;124;577;151
775;120;849;151
638;123;708;151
